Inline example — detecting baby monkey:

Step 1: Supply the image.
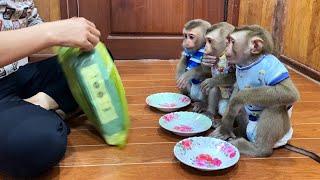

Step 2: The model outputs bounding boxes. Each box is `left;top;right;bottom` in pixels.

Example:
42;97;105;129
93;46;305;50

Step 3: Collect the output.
193;22;236;127
210;25;320;163
176;19;211;102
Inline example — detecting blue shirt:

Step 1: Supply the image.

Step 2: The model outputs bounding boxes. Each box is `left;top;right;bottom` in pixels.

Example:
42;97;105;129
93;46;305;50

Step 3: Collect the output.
236;54;289;121
183;46;205;71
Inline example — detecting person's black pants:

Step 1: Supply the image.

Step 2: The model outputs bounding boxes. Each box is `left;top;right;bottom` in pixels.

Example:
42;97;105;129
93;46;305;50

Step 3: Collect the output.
0;56;78;177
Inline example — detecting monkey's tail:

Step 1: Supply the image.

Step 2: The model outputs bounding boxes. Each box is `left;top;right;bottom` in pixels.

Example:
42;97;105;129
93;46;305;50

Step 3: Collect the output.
284;144;320;163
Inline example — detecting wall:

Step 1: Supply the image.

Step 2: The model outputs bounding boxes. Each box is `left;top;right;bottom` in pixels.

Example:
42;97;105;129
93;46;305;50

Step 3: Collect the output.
31;0;61;59
33;0;320;73
238;0;320;72
34;0;61;21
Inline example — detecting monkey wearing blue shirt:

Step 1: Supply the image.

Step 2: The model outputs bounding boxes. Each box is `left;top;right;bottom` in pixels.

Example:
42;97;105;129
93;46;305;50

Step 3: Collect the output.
209;25;320;163
176;19;211;102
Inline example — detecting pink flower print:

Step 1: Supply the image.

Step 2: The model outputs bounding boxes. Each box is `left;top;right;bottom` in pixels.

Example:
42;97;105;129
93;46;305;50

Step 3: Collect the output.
225;146;236;158
163;113;178;122
174;125;193;132
211;158;222;167
160;103;177;108
180;96;190;104
181;139;192;150
217;143;237;158
229;151;236;158
195;154;222;167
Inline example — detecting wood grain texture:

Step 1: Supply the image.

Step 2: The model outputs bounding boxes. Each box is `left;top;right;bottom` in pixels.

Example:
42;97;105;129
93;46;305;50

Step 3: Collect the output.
59;0;234;59
2;60;316;179
283;0;313;64
111;0;193;34
227;0;240;25
34;0;61;21
238;0;320;72
238;0;277;34
193;0;225;24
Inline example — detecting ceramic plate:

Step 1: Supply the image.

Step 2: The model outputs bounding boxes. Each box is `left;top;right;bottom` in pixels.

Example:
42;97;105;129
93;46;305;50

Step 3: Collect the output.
146;92;191;112
174;137;240;171
159;112;212;136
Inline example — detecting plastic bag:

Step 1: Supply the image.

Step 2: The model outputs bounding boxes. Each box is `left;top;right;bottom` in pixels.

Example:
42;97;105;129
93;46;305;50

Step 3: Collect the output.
56;42;129;147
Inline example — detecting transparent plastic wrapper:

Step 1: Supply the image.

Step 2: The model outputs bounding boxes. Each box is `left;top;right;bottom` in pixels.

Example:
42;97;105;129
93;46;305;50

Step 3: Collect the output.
56;42;129;147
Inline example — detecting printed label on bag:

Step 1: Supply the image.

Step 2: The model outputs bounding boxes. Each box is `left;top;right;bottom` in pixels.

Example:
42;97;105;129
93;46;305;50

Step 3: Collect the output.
80;64;118;124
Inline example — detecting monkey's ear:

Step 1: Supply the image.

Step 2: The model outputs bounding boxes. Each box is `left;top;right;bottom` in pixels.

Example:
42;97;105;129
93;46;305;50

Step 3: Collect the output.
250;36;264;55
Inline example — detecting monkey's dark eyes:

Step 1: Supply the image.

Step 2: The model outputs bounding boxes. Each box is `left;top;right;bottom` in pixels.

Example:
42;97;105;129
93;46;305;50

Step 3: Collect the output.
184;34;188;39
208;39;212;43
189;35;194;40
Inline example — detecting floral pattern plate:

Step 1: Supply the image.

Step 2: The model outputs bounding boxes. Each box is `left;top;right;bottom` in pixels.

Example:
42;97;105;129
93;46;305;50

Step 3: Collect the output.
146;93;191;112
159;112;212;136
174;137;240;171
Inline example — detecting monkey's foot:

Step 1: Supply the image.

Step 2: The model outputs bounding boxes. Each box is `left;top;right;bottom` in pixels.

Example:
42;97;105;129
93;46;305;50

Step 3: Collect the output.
192;102;207;112
211;118;222;128
208;126;236;141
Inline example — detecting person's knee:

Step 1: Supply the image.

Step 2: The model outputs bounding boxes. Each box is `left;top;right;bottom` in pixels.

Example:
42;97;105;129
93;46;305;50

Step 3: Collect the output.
0;118;68;177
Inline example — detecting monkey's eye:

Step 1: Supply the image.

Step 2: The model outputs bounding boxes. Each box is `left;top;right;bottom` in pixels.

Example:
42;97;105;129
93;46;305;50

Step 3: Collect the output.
226;37;235;45
183;34;188;39
208;39;212;44
189;35;195;40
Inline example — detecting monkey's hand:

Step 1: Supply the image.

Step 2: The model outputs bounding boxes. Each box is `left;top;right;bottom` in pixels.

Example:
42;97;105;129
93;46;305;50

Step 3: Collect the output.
209;125;236;141
177;72;192;89
202;55;219;67
228;94;244;114
200;78;215;95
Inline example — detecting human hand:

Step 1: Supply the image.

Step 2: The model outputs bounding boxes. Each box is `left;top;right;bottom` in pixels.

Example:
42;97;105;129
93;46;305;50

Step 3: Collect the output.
46;17;101;51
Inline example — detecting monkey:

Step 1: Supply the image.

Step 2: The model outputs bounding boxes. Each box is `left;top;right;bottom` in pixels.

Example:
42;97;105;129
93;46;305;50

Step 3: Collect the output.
191;22;236;128
176;19;211;104
209;25;320;163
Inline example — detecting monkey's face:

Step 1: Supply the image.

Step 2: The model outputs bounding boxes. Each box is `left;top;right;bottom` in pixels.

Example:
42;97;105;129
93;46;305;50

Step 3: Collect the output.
204;30;226;56
225;31;252;66
182;27;205;52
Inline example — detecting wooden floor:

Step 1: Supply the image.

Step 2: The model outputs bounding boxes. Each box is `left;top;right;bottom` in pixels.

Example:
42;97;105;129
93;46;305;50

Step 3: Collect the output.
4;60;320;179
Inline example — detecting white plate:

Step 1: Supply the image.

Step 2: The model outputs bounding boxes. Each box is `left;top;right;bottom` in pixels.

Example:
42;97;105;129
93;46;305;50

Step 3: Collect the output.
146;92;191;112
159;112;212;136
174;137;240;171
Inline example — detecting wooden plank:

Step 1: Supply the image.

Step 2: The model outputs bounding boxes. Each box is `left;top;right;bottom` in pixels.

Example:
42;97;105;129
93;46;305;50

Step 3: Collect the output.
121;80;319;92
61;141;320;166
283;0;313;66
2;60;319;179
307;0;320;72
50;0;61;20
227;0;240;25
282;55;320;82
67;125;320;146
193;0;225;23
124;87;320;102
39;159;320;180
110;0;193;34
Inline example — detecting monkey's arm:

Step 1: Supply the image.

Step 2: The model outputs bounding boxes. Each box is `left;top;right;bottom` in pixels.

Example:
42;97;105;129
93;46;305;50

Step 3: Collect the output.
176;53;187;80
177;62;211;89
187;65;211;79
201;72;236;91
230;78;300;108
210;84;240;139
